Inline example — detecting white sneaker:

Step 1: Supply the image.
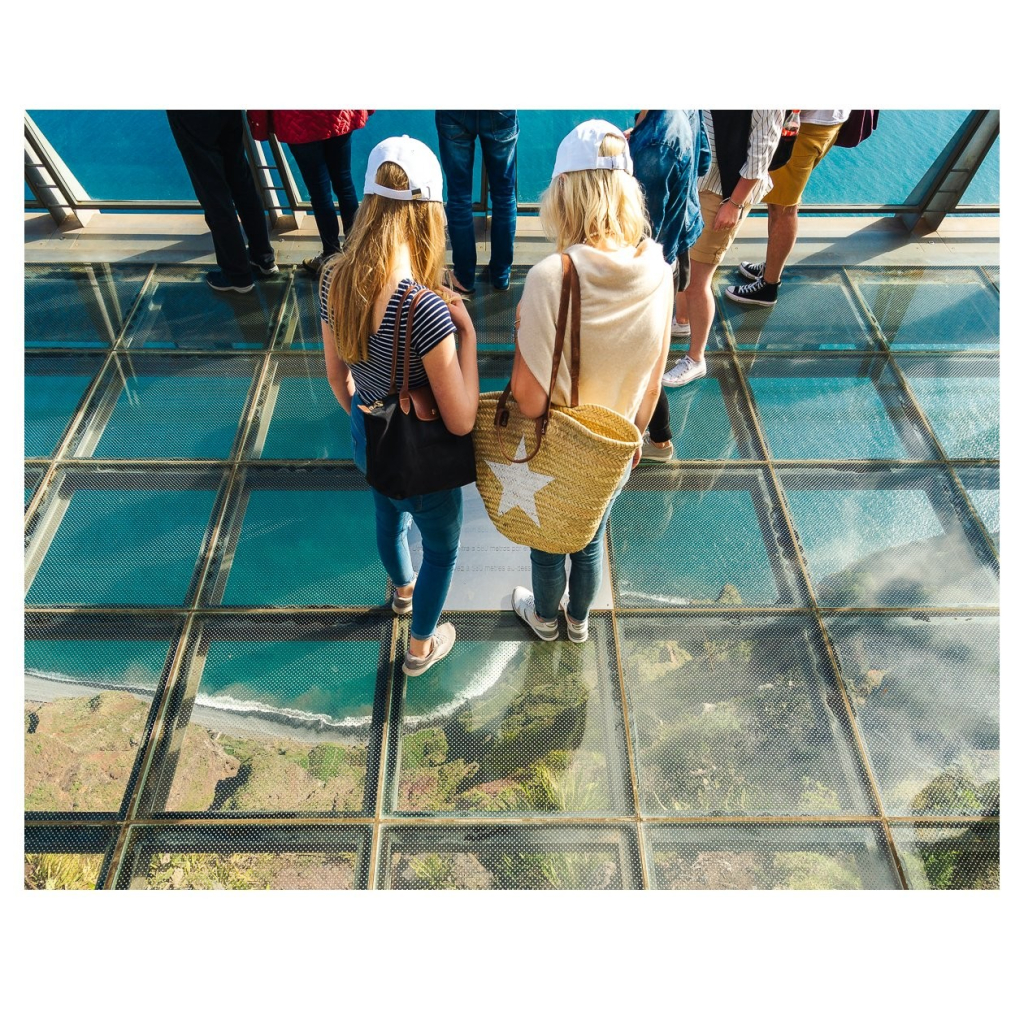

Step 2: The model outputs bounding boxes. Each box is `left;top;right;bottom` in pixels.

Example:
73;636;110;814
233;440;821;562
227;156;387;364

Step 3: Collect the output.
402;622;456;676
662;356;706;388
641;432;674;462
559;596;589;643
671;319;691;338
512;586;558;641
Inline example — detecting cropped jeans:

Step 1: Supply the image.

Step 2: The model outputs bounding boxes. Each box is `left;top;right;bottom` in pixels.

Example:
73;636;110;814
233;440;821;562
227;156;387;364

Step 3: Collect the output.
350;397;462;642
435;111;518;289
288;132;359;255
530;465;631;623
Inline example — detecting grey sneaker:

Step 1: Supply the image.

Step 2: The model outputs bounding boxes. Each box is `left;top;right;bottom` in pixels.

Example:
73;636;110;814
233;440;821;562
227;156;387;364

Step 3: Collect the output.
302;251;335;277
662;355;707;388
641;432;674;462
512;586;558;641
738;261;765;281
391;573;417;615
559;596;589;643
250;253;279;276
402;623;456;676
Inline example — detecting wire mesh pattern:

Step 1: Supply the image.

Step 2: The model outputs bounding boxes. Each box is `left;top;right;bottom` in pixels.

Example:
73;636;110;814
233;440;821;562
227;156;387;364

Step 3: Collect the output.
644;823;899;889
890;821;999;890
24;261;999;889
390;614;632;816
378;825;643;889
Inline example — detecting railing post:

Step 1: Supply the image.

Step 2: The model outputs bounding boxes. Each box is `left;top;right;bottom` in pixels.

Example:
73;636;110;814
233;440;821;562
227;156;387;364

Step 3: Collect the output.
24;113;97;230
242;124;302;232
900;109;1000;233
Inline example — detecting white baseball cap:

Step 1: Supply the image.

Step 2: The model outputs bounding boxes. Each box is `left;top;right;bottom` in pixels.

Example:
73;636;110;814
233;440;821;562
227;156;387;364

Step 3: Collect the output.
551;119;633;178
363;135;444;201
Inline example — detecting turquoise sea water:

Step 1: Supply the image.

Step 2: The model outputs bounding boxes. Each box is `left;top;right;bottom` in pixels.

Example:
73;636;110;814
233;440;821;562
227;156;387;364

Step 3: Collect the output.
27;109;999;208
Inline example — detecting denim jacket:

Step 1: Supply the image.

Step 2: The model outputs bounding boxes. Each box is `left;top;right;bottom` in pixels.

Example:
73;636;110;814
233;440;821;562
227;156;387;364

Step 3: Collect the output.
629;110;711;264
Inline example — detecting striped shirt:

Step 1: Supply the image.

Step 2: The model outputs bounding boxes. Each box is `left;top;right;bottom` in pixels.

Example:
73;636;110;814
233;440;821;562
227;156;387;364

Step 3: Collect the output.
698;109;785;205
319;269;455;403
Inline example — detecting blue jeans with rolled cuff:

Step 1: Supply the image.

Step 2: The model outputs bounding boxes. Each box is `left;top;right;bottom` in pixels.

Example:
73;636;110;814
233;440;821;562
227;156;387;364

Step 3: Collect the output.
350;396;463;641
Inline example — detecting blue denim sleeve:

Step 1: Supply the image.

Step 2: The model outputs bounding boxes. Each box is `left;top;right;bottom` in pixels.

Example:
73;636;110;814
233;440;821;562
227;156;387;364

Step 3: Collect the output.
696;111;712;178
632;144;675;241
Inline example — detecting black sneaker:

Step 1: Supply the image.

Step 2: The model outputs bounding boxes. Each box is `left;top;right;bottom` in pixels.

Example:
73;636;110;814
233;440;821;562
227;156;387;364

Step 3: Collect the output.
250;252;279;276
206;271;254;294
738;260;765;281
725;276;778;307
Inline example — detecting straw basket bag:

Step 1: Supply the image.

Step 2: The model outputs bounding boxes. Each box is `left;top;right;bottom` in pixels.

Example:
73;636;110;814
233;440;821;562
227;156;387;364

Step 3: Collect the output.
473;253;641;555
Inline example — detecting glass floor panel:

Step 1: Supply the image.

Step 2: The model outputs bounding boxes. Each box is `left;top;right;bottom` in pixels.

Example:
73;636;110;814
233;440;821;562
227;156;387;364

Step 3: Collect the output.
117;825;371;889
25;264;148;348
644;823;898;889
779;468;999;607
149;615;386;815
24;624;176;814
275;274;326;350
24;826;118;890
377;824;643;889
392;614;631;815
899;355;999;459
609;468;806;608
890;821;999;890
214;470;385;607
957;466;1000;552
662;357;760;459
26;469;223;606
123;268;288;350
716;267;877;351
744;355;934;460
254;354;352;460
850;267;999;350
24;467;43;510
71;354;259;460
825;615;998;816
25;355;104;457
617;615;872;816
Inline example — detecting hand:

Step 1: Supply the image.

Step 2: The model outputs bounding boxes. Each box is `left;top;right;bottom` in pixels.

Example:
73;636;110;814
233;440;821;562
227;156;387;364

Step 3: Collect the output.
445;291;474;334
713;199;741;233
631;447;642;469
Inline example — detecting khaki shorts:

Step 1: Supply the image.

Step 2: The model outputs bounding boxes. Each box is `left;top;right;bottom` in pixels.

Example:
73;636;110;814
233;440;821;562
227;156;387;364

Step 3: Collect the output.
763;121;843;207
690;189;752;266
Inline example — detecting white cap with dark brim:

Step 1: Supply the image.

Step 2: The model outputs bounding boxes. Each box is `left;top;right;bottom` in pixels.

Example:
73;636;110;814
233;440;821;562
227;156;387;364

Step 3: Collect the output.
551;119;633;178
364;135;444;201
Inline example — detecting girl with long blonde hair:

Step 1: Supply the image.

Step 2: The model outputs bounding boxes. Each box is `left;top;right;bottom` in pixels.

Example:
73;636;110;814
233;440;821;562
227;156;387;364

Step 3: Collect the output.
510;120;673;643
321;136;479;675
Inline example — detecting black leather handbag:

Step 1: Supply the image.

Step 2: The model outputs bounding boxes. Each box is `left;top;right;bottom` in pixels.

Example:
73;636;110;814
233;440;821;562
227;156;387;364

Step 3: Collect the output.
358;283;476;501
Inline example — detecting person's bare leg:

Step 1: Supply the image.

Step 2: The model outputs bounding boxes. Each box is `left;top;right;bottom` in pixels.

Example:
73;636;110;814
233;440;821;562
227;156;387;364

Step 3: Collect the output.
763;203;799;284
675;289;689;327
685;259;716;364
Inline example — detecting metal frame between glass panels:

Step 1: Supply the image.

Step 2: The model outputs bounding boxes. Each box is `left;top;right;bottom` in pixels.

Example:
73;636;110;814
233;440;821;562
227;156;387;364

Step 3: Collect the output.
25;261;999;889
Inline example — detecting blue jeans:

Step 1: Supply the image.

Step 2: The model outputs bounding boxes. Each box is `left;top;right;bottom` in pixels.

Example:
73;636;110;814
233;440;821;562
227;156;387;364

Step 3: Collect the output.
289;133;359;254
530;467;630;622
350;397;462;641
435;111;518;288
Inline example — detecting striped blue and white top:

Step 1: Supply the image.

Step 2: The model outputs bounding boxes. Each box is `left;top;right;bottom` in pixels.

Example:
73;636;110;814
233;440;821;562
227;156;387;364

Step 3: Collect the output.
319;269;455;403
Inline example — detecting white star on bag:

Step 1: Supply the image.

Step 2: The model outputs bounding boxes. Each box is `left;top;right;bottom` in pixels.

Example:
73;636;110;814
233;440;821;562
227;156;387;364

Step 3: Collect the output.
484;437;556;528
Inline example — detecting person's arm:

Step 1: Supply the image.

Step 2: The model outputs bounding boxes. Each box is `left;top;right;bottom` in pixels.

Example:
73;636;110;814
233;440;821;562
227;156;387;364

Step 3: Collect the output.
421;292;479;436
510;261;562;419
322;322;355;414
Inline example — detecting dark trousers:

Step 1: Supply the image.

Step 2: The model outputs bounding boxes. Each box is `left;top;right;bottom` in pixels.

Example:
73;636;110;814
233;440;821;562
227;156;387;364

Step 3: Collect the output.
288;133;359;255
648;249;693;443
166;110;274;286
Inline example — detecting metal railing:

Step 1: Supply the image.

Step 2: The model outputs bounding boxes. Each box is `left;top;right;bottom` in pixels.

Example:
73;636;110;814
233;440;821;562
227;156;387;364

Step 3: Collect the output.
25;111;999;231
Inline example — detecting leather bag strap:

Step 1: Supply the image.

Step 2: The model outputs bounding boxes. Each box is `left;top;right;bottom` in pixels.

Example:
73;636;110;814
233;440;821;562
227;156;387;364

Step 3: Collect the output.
388;283;418;394
495;252;579;463
399;288;430;413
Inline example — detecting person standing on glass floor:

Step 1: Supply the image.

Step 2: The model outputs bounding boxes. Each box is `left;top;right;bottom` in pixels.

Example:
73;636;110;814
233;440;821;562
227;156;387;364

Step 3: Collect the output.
435;111;518;295
661;110;784;388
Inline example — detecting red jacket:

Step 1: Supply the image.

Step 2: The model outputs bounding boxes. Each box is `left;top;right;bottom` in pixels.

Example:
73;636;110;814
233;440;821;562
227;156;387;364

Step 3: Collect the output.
246;110;372;144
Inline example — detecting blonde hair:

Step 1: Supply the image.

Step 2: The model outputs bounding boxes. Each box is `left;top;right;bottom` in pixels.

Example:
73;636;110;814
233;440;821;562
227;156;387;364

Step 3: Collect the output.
324;161;448;364
539;132;650;252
